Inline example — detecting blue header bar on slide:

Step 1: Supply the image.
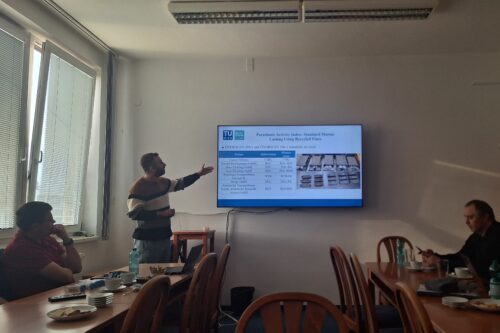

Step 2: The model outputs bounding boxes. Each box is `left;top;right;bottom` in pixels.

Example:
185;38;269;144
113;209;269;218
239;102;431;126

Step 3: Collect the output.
219;151;296;158
217;199;363;208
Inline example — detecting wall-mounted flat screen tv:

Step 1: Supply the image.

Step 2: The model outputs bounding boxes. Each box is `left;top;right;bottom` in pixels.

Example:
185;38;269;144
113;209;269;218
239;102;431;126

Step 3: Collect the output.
217;125;362;208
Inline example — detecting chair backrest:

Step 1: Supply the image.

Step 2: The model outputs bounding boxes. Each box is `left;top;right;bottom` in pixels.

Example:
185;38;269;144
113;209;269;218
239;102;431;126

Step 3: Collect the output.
120;275;171;333
350;253;379;333
207;244;231;330
394;282;435;333
180;252;217;333
235;292;349;333
376;236;413;263
330;246;362;333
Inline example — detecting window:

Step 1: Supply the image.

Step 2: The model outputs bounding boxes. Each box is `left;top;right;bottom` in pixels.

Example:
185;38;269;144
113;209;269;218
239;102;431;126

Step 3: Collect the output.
0;20;29;231
0;18;98;235
29;42;96;228
27;47;41;165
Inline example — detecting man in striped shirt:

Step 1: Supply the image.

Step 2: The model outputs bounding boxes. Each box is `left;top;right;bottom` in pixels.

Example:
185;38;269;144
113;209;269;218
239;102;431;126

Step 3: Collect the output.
127;153;213;263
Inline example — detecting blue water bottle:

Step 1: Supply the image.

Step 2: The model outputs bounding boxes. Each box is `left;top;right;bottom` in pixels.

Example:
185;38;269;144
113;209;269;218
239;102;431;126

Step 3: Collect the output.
396;239;406;267
129;248;140;277
489;260;500;299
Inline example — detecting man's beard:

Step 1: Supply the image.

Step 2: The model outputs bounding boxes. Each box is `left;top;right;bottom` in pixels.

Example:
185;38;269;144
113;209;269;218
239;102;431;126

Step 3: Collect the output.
155;168;165;177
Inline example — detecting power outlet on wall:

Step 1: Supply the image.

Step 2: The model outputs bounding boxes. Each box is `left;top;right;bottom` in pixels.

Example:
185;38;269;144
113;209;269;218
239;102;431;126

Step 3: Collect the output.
246;57;254;72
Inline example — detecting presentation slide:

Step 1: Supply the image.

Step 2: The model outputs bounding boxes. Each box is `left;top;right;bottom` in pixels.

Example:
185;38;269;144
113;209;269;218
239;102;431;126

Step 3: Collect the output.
217;125;362;208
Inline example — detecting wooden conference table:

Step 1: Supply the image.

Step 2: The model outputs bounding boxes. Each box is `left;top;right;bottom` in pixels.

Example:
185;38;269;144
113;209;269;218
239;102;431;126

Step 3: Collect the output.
366;262;500;333
0;264;191;333
172;230;215;262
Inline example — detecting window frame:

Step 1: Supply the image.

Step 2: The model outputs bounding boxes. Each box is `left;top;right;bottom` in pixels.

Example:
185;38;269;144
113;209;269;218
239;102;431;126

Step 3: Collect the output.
27;40;97;233
0;16;30;238
0;13;104;241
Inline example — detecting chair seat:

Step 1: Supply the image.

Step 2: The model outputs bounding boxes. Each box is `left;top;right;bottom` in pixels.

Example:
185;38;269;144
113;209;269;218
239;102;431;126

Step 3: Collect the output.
162;300;183;323
360;304;402;329
375;305;402;329
235;292;349;333
238;311;347;333
379;328;404;333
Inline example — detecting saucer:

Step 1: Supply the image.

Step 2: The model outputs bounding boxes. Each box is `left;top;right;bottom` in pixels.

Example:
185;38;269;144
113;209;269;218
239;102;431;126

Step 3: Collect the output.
449;272;474;279
102;285;126;292
442;296;468;309
406;267;423;271
422;266;437;271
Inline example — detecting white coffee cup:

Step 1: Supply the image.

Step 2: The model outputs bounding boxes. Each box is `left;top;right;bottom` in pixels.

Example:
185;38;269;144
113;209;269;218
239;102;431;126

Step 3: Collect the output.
105;278;122;291
454;267;470;278
409;261;423;269
120;272;135;285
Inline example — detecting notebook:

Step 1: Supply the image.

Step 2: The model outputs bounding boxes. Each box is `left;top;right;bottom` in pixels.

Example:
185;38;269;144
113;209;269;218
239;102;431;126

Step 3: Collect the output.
416;284;479;299
164;244;203;275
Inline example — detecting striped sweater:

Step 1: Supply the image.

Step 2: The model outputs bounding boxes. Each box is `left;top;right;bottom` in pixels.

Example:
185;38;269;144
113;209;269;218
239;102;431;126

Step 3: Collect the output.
127;173;200;240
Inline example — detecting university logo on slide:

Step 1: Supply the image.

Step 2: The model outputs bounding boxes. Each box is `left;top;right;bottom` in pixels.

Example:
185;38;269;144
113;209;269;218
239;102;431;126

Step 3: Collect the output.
235;130;245;140
223;130;233;140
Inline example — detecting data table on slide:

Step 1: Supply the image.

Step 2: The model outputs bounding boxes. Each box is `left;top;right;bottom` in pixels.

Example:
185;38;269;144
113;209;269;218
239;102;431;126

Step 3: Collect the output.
218;151;295;195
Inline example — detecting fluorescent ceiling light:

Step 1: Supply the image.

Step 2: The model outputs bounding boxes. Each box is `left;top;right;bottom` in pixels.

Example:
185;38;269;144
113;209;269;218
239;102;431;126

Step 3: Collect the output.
167;0;438;24
168;1;301;24
303;0;438;22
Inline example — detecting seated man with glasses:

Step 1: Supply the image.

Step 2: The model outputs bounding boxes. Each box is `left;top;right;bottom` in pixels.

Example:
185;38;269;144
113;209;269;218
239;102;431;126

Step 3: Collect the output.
422;199;500;281
3;201;82;299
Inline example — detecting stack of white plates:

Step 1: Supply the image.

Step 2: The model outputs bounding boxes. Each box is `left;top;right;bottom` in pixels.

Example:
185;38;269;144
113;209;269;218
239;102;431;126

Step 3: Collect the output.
441;296;468;309
87;292;113;308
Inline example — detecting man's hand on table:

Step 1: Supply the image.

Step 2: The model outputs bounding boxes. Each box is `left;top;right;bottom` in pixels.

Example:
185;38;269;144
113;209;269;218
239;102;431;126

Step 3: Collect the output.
422;249;440;266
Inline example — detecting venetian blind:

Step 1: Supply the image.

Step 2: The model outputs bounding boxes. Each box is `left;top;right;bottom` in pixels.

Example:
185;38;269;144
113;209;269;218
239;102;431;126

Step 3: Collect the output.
33;51;95;226
0;28;25;229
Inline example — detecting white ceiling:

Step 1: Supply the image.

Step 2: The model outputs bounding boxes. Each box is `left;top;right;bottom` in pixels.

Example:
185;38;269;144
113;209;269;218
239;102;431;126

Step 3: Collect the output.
52;0;500;59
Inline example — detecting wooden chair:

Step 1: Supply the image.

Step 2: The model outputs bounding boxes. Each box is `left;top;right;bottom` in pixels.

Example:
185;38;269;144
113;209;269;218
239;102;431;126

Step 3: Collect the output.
332;248;402;333
394;282;435;333
376;236;413;263
349;253;380;333
120;275;171;333
235;292;349;333
179;252;218;333
376;236;413;306
330;246;363;333
349;253;403;333
207;244;231;331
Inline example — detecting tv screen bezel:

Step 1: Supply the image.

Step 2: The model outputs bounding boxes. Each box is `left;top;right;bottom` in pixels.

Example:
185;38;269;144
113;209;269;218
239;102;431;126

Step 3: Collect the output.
217;124;363;208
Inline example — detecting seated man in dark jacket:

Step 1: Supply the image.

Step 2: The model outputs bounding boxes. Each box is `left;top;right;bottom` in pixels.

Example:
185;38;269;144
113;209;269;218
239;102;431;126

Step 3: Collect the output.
423;199;500;281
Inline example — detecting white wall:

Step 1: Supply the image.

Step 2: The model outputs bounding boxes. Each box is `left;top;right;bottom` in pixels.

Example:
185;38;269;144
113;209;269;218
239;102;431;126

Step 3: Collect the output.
108;53;500;303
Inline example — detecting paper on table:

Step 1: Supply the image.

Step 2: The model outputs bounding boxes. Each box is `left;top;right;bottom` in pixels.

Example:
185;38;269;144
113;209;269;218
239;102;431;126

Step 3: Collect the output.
417;284;479;299
138;263;184;279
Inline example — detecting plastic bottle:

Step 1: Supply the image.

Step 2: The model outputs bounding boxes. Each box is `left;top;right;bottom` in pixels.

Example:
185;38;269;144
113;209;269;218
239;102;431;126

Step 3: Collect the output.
129;248;140;277
489;260;500;299
396;239;406;267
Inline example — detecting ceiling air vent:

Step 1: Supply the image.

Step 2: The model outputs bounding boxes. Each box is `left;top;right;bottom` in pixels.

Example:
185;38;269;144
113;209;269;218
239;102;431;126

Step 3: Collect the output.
303;0;438;22
168;1;301;24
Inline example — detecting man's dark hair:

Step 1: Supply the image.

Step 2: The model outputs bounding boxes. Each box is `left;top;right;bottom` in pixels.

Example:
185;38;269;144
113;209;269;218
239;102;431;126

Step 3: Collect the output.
465;199;495;221
140;152;159;173
16;201;53;232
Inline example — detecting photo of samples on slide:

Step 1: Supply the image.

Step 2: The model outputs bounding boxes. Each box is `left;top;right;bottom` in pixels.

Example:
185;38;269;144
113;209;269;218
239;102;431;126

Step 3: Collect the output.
296;154;361;189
